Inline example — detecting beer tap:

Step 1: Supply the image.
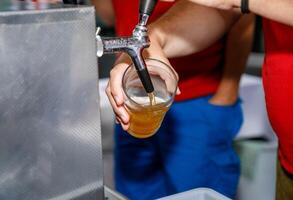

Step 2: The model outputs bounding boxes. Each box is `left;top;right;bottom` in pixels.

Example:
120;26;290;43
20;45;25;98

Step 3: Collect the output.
96;0;158;94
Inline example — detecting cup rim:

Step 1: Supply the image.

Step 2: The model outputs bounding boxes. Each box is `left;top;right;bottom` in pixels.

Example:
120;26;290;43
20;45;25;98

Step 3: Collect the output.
122;58;178;107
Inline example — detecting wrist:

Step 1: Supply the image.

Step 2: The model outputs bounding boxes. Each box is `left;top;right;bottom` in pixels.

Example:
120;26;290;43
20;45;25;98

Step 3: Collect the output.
209;92;239;105
212;79;240;104
148;24;167;49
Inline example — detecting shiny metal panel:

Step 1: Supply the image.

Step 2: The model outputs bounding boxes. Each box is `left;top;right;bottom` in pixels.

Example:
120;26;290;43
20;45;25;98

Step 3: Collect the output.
0;6;103;200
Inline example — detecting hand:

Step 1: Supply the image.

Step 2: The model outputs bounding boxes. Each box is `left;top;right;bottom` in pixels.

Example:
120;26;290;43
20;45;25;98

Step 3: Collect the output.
105;33;179;131
208;79;239;106
105;55;131;131
208;93;238;106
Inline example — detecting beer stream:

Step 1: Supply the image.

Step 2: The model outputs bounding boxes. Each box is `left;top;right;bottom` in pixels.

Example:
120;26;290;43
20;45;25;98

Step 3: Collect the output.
148;92;156;106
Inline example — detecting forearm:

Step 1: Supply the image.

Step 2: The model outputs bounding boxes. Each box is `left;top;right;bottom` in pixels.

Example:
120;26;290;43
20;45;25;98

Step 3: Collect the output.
91;0;115;26
230;0;293;26
148;0;240;58
250;0;293;26
213;14;255;103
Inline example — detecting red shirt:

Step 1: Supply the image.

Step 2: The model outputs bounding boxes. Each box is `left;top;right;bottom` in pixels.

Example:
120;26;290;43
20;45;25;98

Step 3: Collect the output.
112;0;225;101
262;19;293;174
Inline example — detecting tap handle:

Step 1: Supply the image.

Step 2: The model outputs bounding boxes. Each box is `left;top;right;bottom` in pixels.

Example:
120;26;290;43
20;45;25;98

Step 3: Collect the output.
137;68;154;93
131;54;154;93
139;0;158;17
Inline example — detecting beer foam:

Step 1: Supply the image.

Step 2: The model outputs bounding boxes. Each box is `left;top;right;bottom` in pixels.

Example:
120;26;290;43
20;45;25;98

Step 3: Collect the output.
130;96;165;105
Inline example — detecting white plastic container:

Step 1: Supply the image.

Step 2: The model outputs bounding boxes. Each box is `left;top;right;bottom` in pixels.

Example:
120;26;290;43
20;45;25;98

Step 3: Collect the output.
235;139;278;200
158;188;231;200
237;74;274;140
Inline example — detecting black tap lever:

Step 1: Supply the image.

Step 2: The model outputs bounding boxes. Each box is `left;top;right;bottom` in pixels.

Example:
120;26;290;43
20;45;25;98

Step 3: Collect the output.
131;0;159;93
139;0;158;19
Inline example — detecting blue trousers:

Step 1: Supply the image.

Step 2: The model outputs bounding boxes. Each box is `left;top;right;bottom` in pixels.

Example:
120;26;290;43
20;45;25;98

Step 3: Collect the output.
114;95;243;199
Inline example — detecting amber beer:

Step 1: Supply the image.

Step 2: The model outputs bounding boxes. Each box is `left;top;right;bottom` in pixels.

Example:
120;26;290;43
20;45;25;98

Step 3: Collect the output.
125;96;169;138
122;58;178;138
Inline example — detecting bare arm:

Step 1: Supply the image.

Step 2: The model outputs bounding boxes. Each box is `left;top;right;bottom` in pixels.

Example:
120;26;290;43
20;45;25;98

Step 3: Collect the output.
210;14;255;105
249;0;293;26
184;0;293;26
106;1;241;129
149;0;240;57
91;0;115;27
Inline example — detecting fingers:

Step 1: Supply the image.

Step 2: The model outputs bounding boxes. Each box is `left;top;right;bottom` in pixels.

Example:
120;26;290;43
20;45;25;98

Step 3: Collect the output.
145;59;181;96
106;84;130;131
106;81;130;125
163;66;181;95
105;54;133;131
176;88;181;95
109;63;127;106
120;121;130;131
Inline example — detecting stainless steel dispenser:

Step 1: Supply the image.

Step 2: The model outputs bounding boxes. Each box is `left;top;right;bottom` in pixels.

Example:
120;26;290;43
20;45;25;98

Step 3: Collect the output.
0;4;107;200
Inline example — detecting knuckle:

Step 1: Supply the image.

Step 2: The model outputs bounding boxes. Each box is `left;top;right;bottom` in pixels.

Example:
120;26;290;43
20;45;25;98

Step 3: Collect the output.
110;87;117;96
113;108;120;117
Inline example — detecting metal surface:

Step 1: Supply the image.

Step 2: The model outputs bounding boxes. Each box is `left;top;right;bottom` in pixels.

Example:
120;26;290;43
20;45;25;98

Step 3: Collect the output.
104;186;127;200
96;28;149;72
0;5;103;200
158;188;231;200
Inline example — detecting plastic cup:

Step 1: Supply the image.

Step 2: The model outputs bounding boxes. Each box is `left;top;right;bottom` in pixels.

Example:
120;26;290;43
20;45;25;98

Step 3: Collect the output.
122;58;178;138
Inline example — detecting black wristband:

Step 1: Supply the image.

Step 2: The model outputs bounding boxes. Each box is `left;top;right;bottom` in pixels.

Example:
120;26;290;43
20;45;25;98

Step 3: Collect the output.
241;0;250;14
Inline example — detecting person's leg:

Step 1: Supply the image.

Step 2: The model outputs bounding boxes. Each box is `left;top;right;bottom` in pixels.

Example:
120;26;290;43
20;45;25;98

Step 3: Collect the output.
276;160;293;200
114;125;169;200
159;95;243;198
